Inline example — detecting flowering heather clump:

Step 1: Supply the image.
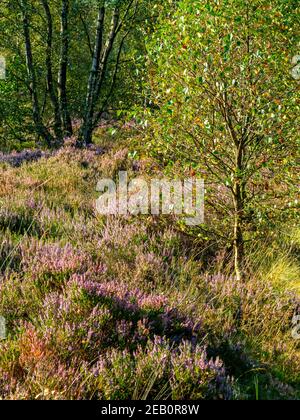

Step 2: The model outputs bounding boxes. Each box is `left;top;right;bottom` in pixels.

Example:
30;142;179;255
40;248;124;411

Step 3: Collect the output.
134;252;166;282
93;337;232;400
170;341;232;400
200;274;299;340
21;242;88;286
99;218;147;250
99;147;129;178
0;238;22;274
96;219;193;290
74;275;169;314
0;370;18;400
54;143;103;165
0;149;50;167
0;275;234;400
40;290;114;359
0;206;41;236
28;275;203;363
74;276;203;343
0;326;93;400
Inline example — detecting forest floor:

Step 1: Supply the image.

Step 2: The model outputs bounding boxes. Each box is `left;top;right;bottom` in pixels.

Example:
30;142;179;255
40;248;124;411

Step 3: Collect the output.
0;128;299;400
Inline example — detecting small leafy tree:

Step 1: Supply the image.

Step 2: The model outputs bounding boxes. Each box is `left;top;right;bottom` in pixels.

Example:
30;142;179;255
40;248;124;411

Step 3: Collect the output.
145;0;300;279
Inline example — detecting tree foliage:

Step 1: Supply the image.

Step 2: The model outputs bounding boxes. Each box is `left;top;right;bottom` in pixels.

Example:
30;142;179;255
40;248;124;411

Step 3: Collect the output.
0;0;149;148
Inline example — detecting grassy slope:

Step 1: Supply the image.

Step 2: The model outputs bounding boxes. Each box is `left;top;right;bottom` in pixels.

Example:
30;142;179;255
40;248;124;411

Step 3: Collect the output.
0;132;299;400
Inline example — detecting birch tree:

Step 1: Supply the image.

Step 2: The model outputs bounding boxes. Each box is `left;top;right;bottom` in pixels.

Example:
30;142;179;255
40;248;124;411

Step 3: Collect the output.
58;0;73;137
146;0;300;280
78;0;137;146
20;0;54;146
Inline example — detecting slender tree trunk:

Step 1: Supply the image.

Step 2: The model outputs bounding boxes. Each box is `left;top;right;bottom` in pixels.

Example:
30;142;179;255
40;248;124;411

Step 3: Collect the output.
21;0;53;147
78;6;105;147
232;143;245;281
93;8;120;108
233;186;244;281
78;7;120;147
41;0;63;145
58;0;72;137
93;32;127;127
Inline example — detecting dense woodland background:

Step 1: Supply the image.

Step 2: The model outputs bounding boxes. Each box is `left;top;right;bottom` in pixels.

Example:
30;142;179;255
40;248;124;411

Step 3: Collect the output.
0;0;299;400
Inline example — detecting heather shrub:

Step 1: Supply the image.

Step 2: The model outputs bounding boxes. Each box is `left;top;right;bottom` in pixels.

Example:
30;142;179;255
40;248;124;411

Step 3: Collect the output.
0;273;42;330
0;150;49;167
0;142;299;400
94;338;232;400
0;276;234;400
0;327;93;400
174;274;300;397
0;205;41;236
170;342;232;400
95;217;197;292
20;241;88;290
0;236;22;274
99;148;129;179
